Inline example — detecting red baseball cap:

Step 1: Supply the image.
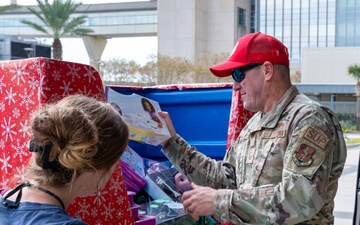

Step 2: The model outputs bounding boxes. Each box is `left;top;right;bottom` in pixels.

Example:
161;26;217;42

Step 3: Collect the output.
210;32;289;77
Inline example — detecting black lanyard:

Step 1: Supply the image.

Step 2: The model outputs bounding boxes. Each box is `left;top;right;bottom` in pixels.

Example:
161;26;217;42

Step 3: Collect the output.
2;181;65;210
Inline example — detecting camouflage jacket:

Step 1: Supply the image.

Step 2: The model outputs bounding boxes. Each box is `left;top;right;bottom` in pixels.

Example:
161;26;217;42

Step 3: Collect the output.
162;86;347;225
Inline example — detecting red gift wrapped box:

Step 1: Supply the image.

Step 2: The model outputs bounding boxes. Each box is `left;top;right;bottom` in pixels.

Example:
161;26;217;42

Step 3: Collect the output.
0;57;134;225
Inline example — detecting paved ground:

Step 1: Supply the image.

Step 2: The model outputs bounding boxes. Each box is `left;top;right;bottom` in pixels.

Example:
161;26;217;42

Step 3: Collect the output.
334;133;360;225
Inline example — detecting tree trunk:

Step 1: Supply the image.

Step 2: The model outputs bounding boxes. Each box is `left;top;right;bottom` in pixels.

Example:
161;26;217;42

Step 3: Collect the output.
357;96;360;132
52;38;62;60
356;83;360;131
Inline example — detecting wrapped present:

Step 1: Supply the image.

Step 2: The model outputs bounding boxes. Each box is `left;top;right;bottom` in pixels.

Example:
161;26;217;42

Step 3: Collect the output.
226;88;255;149
0;57;134;225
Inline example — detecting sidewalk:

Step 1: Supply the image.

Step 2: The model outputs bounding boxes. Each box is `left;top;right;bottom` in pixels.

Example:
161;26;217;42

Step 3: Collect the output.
334;134;360;225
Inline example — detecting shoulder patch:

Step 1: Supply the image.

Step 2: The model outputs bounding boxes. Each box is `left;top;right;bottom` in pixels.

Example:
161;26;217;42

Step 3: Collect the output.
286;124;333;176
293;144;316;166
303;126;330;150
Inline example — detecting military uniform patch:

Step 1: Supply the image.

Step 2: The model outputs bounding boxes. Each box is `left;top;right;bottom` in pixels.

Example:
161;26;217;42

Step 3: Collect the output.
303;126;330;149
293;144;316;166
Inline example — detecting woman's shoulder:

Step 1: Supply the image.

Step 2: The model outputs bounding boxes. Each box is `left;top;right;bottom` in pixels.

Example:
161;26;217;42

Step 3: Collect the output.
0;200;87;225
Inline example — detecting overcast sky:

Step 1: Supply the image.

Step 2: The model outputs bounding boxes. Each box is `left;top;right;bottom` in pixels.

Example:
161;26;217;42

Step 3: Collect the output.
2;0;157;65
2;0;148;5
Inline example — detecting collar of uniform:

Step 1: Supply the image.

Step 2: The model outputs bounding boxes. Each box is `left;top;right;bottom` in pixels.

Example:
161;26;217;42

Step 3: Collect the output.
260;85;299;129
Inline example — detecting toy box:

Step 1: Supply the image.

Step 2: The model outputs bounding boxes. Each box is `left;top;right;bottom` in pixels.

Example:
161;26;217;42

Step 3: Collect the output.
106;87;171;146
137;162;219;224
106;83;255;161
120;146;146;193
143;167;182;202
0;57;134;225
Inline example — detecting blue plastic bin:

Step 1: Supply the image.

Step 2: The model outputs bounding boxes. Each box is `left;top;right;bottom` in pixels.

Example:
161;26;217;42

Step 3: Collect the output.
105;84;233;161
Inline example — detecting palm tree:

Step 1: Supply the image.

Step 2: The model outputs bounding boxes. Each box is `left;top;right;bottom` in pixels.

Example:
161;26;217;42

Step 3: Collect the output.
21;0;93;60
348;64;360;131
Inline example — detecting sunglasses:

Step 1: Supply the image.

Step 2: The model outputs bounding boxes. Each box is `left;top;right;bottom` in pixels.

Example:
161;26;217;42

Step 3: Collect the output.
231;64;262;83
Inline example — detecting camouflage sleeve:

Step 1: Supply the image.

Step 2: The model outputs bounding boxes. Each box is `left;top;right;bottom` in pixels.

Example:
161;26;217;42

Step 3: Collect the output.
213;110;346;224
163;108;346;224
161;134;237;189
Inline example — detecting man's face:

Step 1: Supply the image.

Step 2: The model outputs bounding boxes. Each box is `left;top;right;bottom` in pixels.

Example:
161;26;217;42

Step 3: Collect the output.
233;65;266;113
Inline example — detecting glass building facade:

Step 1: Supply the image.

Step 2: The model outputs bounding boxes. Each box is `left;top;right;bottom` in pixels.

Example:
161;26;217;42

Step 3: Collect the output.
251;0;360;65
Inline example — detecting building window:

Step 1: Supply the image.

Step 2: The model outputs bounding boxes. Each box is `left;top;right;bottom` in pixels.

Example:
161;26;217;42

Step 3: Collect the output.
238;7;246;26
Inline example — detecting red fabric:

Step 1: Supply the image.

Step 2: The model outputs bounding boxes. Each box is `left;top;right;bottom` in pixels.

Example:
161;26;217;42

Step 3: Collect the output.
226;89;255;149
0;57;134;225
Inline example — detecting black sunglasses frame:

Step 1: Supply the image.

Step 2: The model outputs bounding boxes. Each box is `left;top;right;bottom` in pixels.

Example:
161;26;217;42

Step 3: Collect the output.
231;64;262;83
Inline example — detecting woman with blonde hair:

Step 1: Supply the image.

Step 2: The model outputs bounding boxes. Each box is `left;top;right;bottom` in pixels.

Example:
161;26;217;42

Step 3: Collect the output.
0;95;129;224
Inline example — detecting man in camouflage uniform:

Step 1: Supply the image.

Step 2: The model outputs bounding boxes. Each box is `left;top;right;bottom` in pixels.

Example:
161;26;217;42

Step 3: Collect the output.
159;32;347;224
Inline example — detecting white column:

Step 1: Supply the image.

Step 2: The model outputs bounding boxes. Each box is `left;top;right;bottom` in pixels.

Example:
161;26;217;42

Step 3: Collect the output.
82;35;107;71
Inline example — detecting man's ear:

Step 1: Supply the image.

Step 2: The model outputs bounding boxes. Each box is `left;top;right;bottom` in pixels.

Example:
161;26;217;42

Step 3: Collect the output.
263;61;274;80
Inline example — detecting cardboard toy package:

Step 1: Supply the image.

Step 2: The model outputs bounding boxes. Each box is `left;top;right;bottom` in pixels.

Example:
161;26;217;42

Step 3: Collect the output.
120;146;147;193
106;87;171;146
138;163;219;225
0;57;134;225
144;167;182;202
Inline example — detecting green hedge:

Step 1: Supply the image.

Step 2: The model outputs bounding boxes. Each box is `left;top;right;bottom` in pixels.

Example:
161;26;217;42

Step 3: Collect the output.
335;113;356;132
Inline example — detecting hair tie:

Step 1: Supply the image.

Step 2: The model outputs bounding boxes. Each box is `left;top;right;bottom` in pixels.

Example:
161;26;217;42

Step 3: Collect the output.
29;140;60;169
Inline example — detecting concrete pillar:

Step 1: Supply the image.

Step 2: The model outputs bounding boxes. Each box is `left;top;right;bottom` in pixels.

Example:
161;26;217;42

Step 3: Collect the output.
82;36;107;71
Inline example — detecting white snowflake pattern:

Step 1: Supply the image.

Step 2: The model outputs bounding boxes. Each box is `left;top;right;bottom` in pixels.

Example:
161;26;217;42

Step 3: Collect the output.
39;76;51;101
60;80;73;95
1;117;17;142
116;194;126;206
241;114;250;124
93;188;108;206
28;77;40;89
12;139;29;162
0;153;12;173
109;180;121;196
78;86;92;96
0;102;5;112
5;87;17;105
0;76;6;93
91;207;99;218
0;139;5;149
48;93;62;103
77;199;91;217
100;202;115;221
9;61;30;85
19;120;31;138
51;70;62;81
14;164;26;183
19;88;35;110
0;176;10;190
66;64;81;81
94;220;103;225
12;108;20;119
84;67;97;83
115;208;124;219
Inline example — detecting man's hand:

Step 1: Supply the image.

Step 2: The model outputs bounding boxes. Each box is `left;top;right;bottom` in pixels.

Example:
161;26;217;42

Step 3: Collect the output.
181;183;216;221
158;111;177;146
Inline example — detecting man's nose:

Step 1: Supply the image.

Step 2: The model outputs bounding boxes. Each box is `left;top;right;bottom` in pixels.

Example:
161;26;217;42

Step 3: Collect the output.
233;81;241;91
